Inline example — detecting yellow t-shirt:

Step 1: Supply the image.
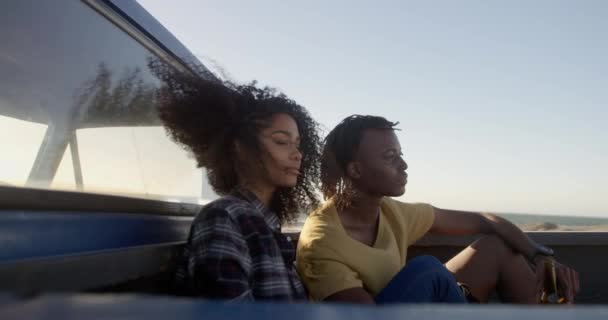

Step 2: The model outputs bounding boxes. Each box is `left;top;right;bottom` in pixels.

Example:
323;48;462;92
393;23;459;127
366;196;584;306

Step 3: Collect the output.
296;197;435;301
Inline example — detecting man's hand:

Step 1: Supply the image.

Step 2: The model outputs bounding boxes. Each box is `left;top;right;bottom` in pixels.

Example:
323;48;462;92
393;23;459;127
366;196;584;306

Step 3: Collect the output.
534;256;580;304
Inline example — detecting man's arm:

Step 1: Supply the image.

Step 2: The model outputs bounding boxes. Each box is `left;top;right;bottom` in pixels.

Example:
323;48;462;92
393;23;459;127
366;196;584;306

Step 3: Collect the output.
429;207;537;260
429;206;580;302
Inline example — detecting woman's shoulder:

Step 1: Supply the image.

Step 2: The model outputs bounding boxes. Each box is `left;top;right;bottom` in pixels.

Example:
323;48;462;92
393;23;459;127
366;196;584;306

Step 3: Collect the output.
194;195;255;223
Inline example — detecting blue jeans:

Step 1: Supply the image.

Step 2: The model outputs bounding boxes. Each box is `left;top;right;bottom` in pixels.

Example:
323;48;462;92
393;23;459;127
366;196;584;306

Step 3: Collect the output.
375;255;466;303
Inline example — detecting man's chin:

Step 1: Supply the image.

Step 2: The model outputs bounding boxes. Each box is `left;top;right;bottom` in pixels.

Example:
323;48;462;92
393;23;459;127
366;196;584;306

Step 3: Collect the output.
388;186;406;197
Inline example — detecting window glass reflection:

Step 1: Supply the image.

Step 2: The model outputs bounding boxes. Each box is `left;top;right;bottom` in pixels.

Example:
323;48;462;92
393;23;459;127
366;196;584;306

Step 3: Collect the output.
0;115;47;186
76;127;203;201
0;0;216;203
51;144;76;191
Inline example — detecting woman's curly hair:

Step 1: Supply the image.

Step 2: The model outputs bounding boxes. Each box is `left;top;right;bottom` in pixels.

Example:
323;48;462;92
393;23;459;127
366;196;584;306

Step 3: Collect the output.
149;60;321;223
321;115;399;210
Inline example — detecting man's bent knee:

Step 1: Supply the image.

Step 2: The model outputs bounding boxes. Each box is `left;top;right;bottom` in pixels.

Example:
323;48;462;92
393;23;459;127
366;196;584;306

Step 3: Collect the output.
409;255;443;268
408;255;454;278
472;235;513;255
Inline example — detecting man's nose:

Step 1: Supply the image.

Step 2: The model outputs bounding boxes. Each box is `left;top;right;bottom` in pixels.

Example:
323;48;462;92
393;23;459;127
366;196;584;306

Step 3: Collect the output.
400;158;408;171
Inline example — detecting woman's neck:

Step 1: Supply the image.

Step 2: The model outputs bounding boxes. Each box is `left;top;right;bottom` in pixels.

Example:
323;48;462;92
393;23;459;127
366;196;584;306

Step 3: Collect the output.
240;182;275;208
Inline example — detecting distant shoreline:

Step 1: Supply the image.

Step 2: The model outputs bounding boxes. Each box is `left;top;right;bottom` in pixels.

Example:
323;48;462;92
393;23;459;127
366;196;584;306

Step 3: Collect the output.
494;213;608;231
284;212;608;232
284;223;608;233
520;223;608;231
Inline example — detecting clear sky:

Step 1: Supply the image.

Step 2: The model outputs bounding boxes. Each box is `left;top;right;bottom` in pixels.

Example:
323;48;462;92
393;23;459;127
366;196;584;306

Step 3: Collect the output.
137;0;607;217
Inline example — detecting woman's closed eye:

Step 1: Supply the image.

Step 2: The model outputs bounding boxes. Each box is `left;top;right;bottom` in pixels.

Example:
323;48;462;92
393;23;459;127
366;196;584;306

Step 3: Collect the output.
274;139;300;149
275;139;289;145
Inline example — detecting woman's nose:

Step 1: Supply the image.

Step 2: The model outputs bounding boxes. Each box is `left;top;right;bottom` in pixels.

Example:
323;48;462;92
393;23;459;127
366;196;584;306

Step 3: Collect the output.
292;147;302;161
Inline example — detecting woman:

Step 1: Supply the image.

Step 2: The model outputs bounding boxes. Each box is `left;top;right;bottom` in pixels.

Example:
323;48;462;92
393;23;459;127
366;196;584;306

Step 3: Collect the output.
153;63;321;301
296;115;580;304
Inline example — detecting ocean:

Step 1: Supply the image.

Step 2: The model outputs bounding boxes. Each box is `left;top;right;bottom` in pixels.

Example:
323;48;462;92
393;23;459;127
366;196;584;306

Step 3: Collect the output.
494;213;608;227
285;212;608;232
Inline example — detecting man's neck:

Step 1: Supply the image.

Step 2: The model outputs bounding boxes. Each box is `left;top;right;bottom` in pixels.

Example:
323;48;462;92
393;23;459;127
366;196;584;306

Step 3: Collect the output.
340;192;383;226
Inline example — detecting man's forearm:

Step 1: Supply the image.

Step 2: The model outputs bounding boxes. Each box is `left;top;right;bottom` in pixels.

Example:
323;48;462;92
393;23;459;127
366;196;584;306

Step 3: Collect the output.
482;213;538;260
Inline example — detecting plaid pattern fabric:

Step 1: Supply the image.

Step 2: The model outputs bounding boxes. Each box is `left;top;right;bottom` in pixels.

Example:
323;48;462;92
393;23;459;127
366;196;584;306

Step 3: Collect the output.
175;188;307;301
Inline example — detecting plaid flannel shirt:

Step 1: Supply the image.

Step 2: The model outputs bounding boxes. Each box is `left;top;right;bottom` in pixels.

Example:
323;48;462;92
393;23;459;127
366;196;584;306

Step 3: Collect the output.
175;188;307;301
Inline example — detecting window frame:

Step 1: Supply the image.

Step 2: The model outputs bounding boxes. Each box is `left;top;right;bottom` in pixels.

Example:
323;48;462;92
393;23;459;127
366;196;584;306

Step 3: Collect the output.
19;0;212;202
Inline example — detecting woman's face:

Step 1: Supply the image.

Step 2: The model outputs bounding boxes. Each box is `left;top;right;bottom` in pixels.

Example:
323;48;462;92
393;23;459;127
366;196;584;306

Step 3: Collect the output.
256;113;303;188
350;129;408;197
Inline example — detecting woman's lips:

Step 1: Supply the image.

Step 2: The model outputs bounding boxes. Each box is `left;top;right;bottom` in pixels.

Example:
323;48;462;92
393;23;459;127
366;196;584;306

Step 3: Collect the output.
286;168;300;176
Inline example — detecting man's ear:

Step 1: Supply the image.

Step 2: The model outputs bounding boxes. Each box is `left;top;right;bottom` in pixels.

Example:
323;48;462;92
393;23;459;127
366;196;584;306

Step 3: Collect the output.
346;162;362;180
